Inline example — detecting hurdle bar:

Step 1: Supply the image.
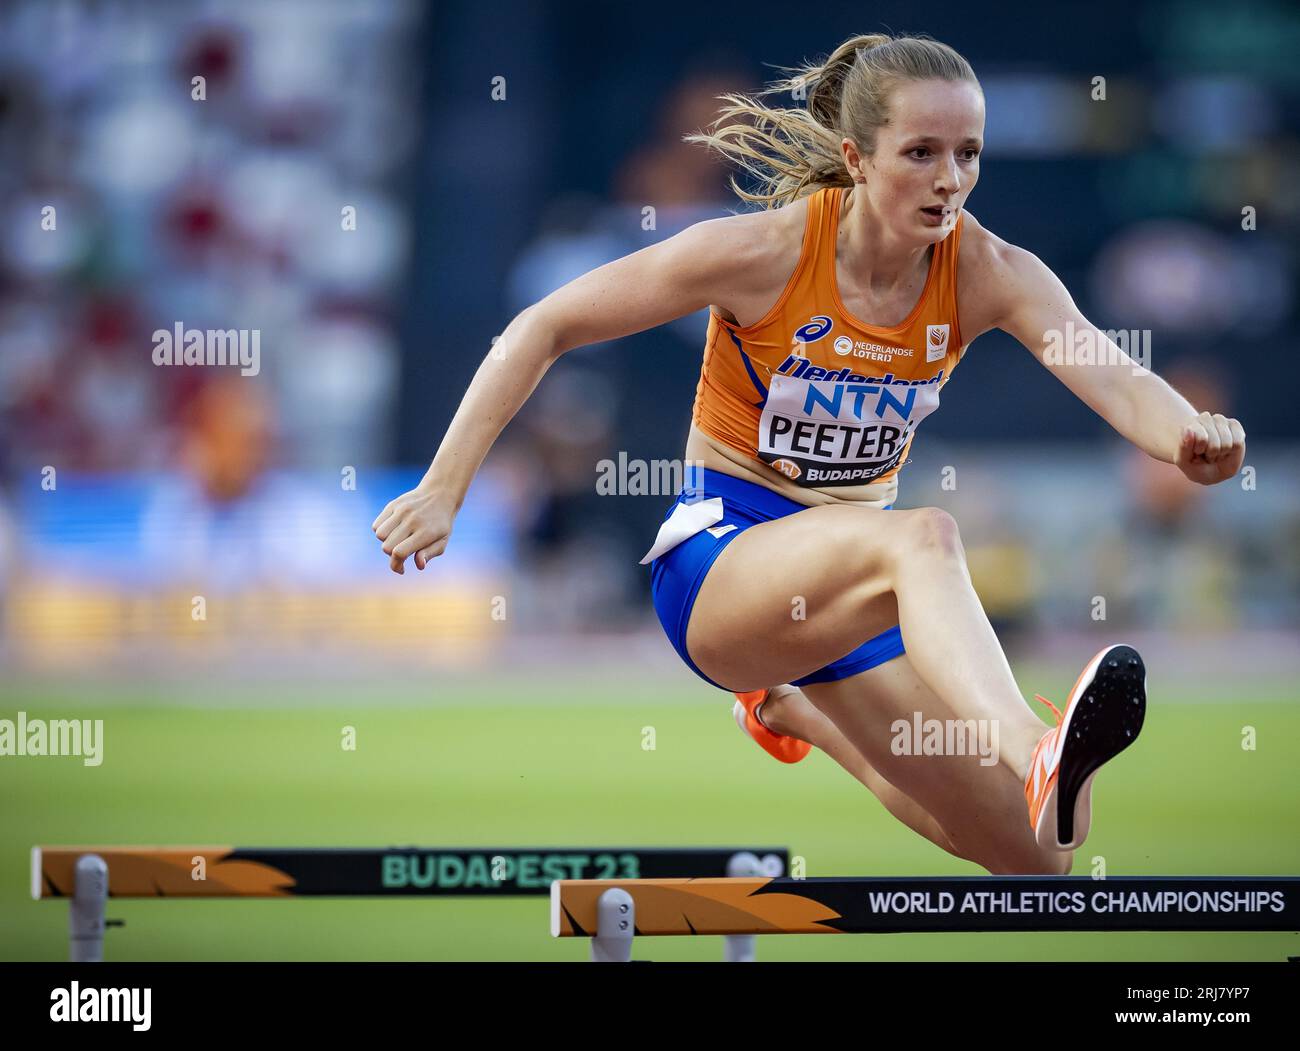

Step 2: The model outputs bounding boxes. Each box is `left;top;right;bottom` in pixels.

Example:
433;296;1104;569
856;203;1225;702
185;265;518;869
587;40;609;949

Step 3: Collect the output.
551;875;1300;961
33;845;787;961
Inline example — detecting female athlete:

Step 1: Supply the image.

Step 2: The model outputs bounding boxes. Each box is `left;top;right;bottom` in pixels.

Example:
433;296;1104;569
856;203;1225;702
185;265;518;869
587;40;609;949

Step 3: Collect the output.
372;33;1246;875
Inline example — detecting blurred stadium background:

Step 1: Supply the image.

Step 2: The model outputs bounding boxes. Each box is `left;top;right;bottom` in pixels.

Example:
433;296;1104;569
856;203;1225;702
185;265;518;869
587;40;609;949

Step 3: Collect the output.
1;0;1297;961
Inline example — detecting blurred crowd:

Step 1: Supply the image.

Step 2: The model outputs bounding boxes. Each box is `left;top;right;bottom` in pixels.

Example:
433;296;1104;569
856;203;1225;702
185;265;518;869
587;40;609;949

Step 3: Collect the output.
0;0;1297;642
0;0;417;494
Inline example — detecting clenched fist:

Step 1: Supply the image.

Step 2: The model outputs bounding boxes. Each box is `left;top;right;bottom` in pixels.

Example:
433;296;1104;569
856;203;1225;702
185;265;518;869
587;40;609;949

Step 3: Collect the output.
1174;411;1246;486
372;484;457;574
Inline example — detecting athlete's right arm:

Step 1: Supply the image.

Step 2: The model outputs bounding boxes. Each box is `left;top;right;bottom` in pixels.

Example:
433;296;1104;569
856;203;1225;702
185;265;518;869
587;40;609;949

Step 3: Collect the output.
372;215;757;574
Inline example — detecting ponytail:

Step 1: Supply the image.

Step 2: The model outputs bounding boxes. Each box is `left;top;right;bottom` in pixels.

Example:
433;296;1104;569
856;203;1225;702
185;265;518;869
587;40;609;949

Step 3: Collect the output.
685;32;979;208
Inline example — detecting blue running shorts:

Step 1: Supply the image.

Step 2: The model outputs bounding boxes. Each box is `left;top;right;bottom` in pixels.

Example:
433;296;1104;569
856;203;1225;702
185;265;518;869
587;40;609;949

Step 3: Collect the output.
646;467;904;691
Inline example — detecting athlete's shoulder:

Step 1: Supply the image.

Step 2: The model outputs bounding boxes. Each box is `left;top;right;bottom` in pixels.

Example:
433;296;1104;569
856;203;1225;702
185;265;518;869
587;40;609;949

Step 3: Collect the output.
695;195;810;273
953;211;1044;338
954;209;1000;264
957;210;1037;275
692;195;813;323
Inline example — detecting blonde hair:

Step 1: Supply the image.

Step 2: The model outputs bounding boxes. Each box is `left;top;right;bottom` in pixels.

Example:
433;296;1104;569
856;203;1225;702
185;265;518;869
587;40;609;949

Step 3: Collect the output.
686;32;979;209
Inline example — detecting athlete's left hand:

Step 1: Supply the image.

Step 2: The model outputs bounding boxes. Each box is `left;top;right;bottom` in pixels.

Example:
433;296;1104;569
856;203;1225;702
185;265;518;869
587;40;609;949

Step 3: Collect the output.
1174;411;1246;485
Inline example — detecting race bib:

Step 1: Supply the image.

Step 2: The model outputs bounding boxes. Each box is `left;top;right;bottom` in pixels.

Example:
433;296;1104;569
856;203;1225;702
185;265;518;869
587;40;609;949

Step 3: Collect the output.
757;373;941;486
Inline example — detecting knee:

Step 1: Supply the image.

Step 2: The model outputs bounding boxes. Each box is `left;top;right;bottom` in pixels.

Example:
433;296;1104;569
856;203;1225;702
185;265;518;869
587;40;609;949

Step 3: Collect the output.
902;507;964;561
948;815;1074;875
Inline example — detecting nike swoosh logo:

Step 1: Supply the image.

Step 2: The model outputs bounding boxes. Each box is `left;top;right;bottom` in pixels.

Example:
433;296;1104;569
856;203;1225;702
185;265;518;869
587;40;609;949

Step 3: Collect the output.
1042;734;1061;777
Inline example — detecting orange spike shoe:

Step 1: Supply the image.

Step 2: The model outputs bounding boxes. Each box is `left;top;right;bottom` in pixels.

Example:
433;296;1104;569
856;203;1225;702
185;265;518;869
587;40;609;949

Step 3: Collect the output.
1025;644;1146;850
733;688;813;764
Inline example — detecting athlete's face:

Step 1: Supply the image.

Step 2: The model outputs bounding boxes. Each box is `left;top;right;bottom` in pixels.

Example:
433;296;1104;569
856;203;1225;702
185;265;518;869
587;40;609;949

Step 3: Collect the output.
846;78;984;240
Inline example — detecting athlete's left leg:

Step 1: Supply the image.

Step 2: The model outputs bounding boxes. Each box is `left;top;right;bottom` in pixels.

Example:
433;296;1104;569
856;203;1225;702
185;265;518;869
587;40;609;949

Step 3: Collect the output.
757;684;961;860
759;655;1071;879
795;655;1073;876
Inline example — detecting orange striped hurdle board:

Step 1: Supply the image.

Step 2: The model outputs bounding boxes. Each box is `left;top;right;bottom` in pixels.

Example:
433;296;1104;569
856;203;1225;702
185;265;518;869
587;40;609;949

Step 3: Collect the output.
550;875;1300;960
33;845;787;961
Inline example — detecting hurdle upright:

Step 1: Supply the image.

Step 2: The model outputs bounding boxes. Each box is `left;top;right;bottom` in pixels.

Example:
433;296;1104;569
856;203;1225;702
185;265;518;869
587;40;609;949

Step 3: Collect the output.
33;844;787;961
551;874;1300;961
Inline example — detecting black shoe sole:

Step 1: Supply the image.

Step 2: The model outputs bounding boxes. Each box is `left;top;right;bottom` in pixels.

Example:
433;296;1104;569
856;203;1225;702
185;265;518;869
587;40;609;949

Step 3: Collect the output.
1055;644;1147;846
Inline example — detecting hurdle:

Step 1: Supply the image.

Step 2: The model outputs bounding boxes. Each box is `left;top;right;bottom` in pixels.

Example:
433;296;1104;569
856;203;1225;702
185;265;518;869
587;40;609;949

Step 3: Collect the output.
551;875;1300;961
33;845;787;961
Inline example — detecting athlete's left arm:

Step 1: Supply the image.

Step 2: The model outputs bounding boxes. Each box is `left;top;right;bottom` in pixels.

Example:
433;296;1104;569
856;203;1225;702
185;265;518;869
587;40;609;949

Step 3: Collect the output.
989;243;1246;486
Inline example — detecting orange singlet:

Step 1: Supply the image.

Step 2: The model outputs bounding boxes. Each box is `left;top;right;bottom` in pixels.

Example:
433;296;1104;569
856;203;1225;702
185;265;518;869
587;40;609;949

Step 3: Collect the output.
691;185;965;506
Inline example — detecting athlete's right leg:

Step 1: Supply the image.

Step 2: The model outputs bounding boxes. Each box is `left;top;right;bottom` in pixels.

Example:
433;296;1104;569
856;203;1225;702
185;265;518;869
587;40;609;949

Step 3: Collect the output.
685;503;1060;873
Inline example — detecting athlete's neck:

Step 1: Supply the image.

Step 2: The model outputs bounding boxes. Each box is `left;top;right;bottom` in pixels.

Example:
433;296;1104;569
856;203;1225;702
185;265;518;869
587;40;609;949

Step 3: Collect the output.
838;184;933;296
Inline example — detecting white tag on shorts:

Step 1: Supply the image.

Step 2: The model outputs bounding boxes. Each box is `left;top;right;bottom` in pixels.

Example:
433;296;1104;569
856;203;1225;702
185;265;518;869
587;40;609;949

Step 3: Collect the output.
638;497;725;565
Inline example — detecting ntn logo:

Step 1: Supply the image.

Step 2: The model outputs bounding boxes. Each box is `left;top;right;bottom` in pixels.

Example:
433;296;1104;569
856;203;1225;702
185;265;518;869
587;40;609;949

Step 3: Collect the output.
802;382;920;421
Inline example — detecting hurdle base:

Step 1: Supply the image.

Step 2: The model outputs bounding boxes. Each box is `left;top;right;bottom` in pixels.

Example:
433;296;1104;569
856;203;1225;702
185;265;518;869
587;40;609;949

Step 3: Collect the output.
69;854;108;963
581;850;784;961
591;888;635;962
